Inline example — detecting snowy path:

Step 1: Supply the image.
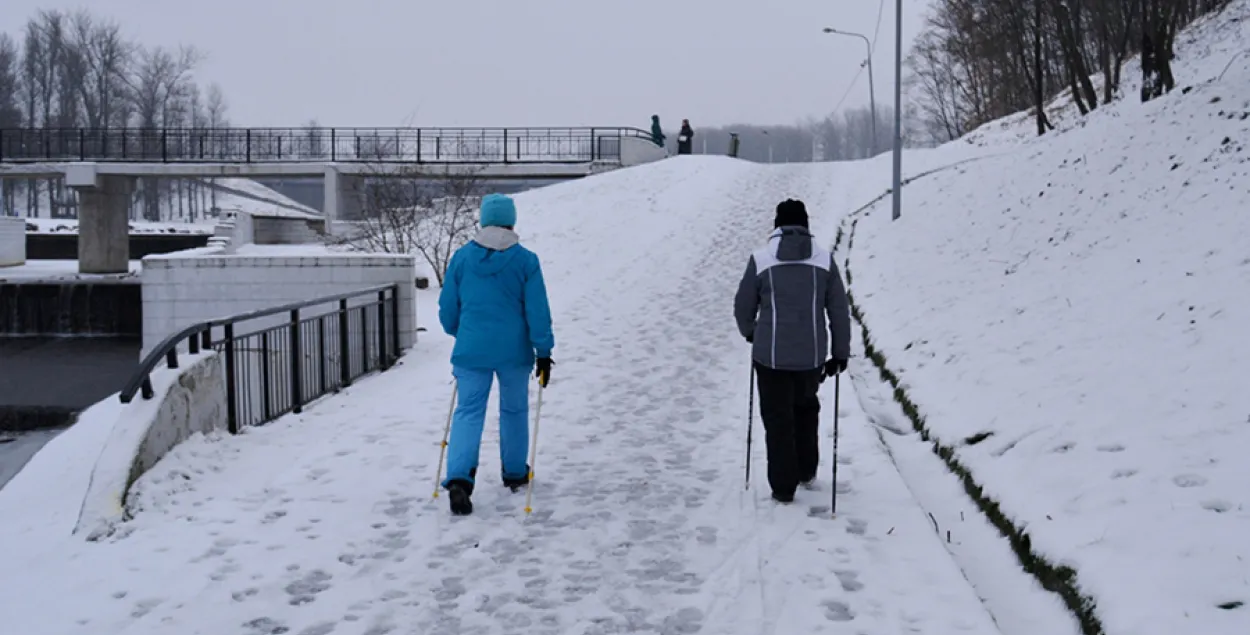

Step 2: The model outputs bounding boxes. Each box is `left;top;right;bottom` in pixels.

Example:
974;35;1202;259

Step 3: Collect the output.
4;161;1006;635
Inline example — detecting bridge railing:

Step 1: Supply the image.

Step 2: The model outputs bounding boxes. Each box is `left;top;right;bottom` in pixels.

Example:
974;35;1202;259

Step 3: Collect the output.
119;284;402;433
0;127;654;165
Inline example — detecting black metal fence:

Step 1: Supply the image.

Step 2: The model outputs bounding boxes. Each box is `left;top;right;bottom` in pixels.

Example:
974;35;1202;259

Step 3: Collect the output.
118;284;402;433
0;126;654;165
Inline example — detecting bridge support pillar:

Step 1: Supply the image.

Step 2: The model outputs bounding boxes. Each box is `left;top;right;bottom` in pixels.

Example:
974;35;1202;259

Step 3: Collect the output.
69;170;134;274
324;167;365;228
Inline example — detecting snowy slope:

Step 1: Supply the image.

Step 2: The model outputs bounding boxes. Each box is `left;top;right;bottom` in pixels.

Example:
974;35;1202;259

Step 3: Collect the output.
0;156;1072;635
846;4;1250;635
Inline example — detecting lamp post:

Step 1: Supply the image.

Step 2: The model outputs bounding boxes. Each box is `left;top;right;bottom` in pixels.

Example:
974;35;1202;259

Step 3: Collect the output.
822;27;877;155
891;0;903;220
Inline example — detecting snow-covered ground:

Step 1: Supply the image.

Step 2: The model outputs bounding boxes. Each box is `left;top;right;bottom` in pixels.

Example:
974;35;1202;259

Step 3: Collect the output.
0;157;1076;635
845;3;1250;635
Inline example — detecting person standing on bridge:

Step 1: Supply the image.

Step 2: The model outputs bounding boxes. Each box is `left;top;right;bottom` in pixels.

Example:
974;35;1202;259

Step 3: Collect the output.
650;115;666;148
677;119;694;155
438;193;556;516
733;199;851;503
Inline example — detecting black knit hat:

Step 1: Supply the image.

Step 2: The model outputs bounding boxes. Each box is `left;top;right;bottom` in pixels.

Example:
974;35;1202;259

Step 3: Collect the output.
774;198;808;228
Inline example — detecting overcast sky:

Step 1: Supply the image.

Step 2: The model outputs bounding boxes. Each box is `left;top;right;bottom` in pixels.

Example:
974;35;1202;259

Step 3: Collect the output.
2;0;930;129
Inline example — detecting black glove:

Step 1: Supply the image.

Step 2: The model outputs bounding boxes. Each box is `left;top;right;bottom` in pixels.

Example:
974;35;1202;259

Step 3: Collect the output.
536;357;554;388
745;334;754;344
821;358;848;382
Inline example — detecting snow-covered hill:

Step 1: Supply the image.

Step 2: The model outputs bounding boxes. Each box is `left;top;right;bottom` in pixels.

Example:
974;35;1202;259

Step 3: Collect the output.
844;2;1250;634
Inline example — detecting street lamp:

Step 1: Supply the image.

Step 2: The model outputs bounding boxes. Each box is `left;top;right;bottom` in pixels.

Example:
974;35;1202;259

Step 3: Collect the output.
891;0;903;220
822;27;877;156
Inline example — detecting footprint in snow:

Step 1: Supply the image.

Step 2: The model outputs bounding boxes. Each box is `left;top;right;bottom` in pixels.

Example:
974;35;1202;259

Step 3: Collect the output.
821;599;855;622
835;570;865;592
1201;499;1231;513
1173;473;1208;488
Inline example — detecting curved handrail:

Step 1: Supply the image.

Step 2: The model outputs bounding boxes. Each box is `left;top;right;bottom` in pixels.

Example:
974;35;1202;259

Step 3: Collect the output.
117;283;399;404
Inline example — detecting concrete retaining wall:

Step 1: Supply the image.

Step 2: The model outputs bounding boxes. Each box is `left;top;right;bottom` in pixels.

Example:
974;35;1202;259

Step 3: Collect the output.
140;251;417;358
252;216;325;244
73;351;227;539
619;135;669;166
0;217;25;267
24;233;211;260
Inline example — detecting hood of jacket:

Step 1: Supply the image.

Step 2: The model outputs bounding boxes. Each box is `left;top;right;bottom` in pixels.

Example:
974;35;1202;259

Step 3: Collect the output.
467;226;521;276
770;226;814;262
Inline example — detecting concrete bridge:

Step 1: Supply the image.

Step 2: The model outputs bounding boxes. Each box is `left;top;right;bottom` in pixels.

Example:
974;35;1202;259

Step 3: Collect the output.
0;126;667;274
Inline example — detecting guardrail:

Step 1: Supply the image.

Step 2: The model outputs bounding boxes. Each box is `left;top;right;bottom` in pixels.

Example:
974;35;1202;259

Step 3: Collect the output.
119;284;402;433
0;127;655;165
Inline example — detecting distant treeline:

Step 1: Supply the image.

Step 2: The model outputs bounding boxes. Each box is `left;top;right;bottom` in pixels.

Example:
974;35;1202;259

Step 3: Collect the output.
0;8;233;221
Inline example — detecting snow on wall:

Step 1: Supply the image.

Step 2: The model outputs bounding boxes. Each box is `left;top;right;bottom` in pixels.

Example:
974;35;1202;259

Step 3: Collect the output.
0;216;24;267
73;351;227;539
619;135;669;166
139;249;417;359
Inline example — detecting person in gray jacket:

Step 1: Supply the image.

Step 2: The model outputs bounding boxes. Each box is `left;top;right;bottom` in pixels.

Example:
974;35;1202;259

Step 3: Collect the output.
733;198;852;503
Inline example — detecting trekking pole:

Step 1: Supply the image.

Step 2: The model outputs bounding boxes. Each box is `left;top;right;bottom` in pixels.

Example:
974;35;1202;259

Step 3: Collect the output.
745;363;755;490
831;372;841;516
524;382;545;514
432;380;457;499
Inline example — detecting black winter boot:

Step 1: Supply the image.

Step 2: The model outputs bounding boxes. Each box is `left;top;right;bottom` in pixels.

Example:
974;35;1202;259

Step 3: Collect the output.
447;480;473;515
772;489;795;504
503;465;531;492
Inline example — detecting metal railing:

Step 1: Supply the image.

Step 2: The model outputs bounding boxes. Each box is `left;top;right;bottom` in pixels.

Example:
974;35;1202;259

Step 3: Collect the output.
0;126;654;165
118;284;403;433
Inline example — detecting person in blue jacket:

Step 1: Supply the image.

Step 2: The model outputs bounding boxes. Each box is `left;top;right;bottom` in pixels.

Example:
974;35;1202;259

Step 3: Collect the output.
438;193;555;516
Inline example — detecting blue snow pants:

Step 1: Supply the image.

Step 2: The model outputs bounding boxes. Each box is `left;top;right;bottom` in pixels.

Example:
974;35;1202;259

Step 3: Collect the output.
441;365;531;488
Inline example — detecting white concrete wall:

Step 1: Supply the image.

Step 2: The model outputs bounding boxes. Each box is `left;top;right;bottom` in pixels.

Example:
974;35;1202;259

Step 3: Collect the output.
252;216;324;244
74;351;227;539
619;135;669;166
140;251;417;360
0;216;25;267
230;211;255;249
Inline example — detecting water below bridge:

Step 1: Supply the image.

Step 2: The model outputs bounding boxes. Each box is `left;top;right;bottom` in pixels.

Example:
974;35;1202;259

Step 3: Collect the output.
0;336;139;489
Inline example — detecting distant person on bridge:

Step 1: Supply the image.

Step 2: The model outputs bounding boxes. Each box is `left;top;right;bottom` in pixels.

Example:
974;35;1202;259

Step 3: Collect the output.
734;199;851;504
438;193;556;516
650;115;666;148
677;119;694;155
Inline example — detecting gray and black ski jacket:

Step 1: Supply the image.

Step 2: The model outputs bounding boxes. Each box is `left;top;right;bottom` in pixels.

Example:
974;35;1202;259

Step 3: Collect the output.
733;226;852;371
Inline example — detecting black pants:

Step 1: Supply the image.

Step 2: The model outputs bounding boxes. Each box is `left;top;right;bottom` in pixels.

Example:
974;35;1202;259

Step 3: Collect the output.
754;362;822;497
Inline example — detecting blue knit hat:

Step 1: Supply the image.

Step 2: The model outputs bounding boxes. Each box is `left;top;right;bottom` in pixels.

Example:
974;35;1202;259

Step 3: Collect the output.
479;193;517;228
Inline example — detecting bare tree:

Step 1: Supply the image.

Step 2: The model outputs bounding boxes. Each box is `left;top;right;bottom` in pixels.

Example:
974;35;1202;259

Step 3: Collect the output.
67;11;132;130
127;44;200;220
303;119;326;160
904;0;1230;139
336;164;486;285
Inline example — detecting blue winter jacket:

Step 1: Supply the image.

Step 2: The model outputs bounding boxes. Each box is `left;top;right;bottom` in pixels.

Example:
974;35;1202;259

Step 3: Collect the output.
438;227;555;370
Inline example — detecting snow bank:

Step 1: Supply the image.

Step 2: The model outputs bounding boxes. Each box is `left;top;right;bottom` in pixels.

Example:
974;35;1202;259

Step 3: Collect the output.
25;217;217;235
0;352;228;542
846;4;1250;634
206;177;321;219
